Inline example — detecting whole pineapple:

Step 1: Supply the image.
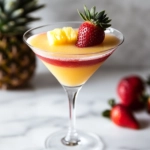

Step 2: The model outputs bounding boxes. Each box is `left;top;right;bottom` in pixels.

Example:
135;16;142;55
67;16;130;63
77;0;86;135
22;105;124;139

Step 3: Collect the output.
0;0;44;89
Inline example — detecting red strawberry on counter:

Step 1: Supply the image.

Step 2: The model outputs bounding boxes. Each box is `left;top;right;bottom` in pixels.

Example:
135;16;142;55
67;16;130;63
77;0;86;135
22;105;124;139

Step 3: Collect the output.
111;104;139;129
102;99;140;129
117;75;145;110
76;6;111;47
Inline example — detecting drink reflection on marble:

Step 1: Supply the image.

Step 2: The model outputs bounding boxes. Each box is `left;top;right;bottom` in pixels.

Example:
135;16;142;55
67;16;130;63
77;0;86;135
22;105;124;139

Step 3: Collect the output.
23;22;124;150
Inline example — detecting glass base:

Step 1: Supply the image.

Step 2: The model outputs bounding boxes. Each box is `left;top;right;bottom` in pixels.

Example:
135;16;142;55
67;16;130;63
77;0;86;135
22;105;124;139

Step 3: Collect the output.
45;130;103;150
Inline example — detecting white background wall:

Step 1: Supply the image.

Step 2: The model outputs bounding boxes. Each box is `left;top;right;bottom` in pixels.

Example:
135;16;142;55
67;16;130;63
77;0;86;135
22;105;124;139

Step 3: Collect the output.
30;0;150;69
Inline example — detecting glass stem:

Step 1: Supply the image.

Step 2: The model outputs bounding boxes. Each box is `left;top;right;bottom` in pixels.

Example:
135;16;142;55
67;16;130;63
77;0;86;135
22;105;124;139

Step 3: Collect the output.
62;85;82;146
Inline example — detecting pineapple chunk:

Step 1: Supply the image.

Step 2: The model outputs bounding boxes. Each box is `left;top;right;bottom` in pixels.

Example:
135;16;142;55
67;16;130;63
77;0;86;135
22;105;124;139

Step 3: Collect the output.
47;27;77;45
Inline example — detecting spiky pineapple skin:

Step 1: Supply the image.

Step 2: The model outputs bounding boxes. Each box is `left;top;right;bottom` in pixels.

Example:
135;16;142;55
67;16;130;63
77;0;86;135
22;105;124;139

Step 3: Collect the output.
0;35;36;89
0;0;44;89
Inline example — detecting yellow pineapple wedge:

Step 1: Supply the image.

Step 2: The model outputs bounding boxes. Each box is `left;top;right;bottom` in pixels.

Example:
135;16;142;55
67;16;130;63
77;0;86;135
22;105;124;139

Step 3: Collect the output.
47;27;77;45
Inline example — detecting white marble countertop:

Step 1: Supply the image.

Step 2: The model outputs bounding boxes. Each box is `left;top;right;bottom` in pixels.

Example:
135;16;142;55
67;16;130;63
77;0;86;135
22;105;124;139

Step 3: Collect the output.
0;61;150;150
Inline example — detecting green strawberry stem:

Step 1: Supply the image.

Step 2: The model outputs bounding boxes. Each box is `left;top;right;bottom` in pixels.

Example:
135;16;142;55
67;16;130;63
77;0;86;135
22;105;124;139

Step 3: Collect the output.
139;94;149;103
108;99;116;107
102;110;110;118
77;5;111;30
141;95;150;114
146;75;150;86
102;99;116;118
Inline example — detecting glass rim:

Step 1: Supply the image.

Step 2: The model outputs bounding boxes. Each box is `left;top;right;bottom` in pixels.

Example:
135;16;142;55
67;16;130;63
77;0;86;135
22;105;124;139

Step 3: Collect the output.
23;22;124;56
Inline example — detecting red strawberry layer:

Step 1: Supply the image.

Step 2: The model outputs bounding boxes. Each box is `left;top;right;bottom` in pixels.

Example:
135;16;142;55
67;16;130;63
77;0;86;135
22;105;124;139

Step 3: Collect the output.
36;52;112;67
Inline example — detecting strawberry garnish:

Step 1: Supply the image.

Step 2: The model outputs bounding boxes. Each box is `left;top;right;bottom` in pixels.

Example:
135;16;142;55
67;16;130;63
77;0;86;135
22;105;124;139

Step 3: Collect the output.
76;6;111;47
102;99;140;129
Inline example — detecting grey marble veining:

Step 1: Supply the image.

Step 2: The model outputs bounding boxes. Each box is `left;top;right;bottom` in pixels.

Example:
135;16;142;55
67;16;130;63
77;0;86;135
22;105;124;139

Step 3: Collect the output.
0;63;150;150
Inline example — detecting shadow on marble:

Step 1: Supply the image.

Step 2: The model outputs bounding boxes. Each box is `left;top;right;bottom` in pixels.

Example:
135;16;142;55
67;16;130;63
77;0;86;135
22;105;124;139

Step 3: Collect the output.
139;118;150;129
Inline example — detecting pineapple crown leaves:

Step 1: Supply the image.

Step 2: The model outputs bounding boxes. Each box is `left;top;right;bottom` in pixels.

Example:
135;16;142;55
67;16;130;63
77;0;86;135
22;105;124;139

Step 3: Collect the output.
77;5;111;30
0;0;45;36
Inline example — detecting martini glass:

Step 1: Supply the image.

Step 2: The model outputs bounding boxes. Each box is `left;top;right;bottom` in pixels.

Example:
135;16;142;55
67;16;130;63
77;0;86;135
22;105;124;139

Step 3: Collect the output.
23;22;124;150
